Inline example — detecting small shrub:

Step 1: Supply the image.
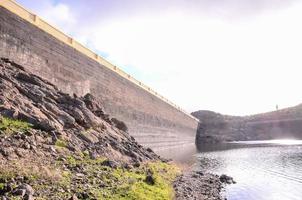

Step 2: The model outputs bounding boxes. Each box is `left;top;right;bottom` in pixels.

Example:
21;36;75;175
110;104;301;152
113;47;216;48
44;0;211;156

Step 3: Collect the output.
0;117;32;134
55;139;67;148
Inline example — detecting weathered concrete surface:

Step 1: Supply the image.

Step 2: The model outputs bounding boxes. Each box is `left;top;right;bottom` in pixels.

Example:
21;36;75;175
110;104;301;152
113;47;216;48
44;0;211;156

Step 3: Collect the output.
0;7;198;158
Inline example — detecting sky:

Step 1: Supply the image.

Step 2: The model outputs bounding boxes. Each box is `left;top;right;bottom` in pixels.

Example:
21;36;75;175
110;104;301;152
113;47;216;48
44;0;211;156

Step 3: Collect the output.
17;0;302;116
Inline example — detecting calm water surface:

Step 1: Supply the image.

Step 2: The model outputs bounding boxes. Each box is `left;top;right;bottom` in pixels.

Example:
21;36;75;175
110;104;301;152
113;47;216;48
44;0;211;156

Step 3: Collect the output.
196;140;302;200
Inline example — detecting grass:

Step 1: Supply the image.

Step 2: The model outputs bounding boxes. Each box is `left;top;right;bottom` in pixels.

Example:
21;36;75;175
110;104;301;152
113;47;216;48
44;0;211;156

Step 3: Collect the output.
59;154;181;199
0;160;70;200
0;183;5;190
64;156;181;200
0;161;62;183
0;117;32;134
55;139;68;148
0;149;180;200
0;116;181;200
0;155;181;200
105;162;181;200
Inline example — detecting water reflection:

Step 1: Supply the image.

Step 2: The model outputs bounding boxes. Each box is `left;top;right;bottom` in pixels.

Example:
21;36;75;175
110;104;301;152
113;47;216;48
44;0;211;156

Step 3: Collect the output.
230;139;302;145
197;140;302;200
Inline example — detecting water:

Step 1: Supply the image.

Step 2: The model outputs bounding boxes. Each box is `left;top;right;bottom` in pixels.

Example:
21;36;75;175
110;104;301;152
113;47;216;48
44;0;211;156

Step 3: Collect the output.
196;140;302;200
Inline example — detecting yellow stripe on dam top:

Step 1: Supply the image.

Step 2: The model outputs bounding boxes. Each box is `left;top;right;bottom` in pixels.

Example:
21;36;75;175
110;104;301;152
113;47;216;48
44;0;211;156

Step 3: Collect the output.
0;0;199;122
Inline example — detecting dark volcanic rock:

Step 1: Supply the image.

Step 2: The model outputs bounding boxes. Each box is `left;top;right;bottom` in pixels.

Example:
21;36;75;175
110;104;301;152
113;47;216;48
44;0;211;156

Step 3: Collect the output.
111;118;128;132
144;170;155;185
101;159;119;169
12;184;34;199
219;174;236;184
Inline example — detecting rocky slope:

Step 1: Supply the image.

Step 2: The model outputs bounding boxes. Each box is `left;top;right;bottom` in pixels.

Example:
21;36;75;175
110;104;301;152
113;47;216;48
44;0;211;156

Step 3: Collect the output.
0;58;170;199
0;58;227;200
192;106;302;147
0;57;160;164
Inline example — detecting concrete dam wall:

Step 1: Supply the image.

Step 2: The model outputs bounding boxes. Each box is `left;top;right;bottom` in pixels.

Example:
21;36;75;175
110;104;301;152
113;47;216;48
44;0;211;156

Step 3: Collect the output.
0;1;199;159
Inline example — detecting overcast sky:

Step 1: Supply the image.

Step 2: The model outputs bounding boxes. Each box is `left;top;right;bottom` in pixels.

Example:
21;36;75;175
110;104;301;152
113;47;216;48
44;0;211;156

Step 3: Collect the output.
18;0;302;116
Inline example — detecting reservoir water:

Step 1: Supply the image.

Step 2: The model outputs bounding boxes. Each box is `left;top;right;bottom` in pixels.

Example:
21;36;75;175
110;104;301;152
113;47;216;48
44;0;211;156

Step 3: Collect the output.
196;140;302;200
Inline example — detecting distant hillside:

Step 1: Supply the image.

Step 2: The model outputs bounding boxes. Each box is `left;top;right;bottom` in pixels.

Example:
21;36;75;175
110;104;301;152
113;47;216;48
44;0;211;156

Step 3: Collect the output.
192;104;302;147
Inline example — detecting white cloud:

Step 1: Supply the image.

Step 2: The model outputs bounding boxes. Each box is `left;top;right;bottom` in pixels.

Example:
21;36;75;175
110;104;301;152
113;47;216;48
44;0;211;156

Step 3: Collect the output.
72;3;302;115
41;3;76;33
21;0;302;115
23;0;77;34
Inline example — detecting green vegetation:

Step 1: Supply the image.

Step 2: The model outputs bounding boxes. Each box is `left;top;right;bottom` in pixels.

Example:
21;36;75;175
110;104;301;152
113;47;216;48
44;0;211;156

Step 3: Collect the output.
54;139;68;148
62;155;181;200
0;117;32;134
0;160;70;199
101;162;181;200
0;152;180;200
0;183;5;190
0;161;60;183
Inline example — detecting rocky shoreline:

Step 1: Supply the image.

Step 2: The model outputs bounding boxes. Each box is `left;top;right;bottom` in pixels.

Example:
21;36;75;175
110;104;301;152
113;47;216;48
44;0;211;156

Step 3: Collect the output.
174;170;235;200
